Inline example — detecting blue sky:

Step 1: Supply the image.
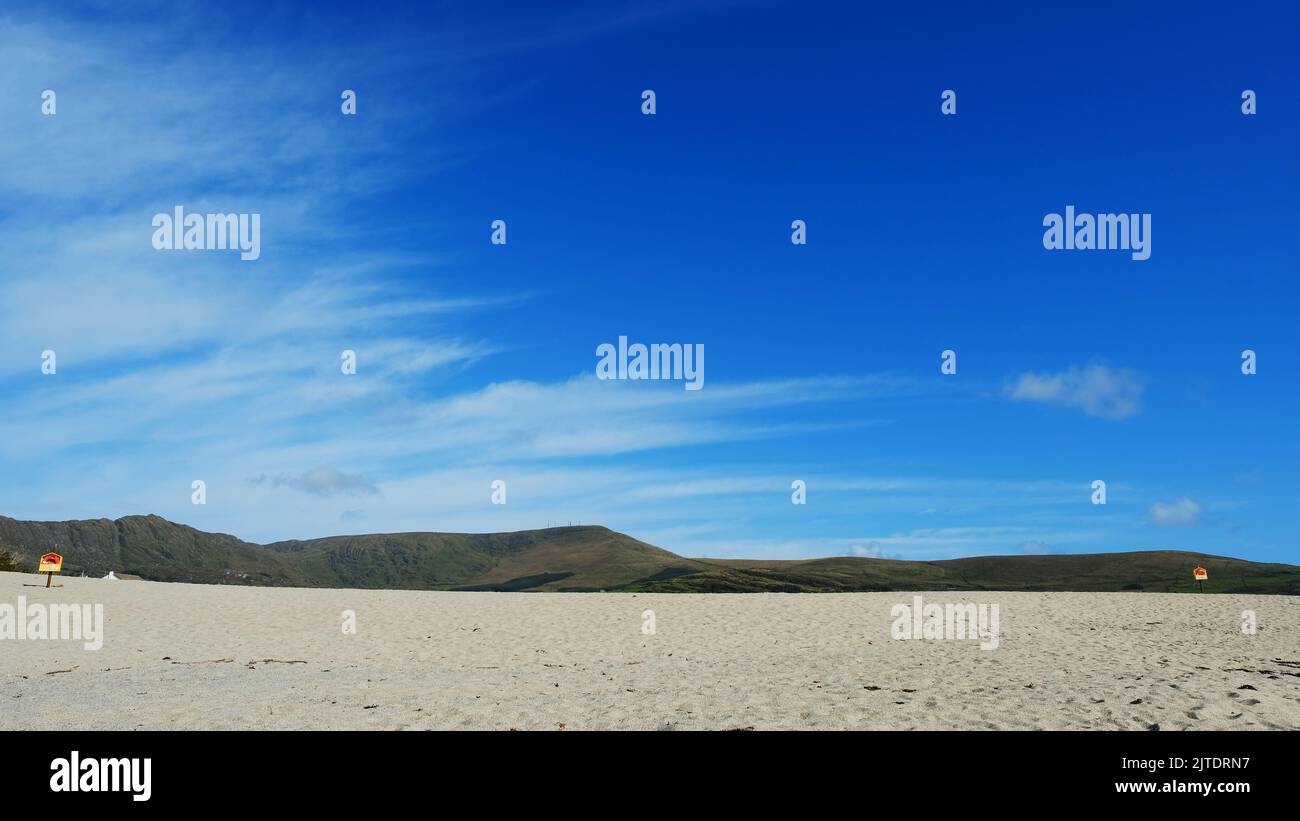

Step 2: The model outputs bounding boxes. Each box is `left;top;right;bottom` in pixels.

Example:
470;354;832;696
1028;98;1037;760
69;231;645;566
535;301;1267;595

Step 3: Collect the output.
1;1;1297;563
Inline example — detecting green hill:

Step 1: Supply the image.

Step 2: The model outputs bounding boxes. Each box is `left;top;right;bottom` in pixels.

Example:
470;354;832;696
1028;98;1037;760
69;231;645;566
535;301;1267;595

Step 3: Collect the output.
632;552;1300;594
261;525;702;591
0;514;1295;594
0;515;700;591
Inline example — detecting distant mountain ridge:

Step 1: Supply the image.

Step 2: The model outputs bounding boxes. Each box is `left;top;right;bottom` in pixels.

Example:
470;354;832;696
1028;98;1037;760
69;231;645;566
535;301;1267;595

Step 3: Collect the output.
1;514;1296;594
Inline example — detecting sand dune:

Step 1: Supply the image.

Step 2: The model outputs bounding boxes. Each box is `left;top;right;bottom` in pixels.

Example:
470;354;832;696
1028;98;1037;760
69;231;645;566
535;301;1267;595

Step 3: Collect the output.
2;572;1297;730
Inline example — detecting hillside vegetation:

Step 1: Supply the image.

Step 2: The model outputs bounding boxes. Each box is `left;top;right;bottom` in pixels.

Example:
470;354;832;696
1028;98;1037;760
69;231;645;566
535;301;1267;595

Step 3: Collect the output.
1;515;1294;594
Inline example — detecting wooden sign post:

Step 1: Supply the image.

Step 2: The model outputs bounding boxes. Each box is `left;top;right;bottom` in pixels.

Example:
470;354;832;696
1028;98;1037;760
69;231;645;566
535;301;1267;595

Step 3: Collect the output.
38;551;64;588
1193;566;1208;593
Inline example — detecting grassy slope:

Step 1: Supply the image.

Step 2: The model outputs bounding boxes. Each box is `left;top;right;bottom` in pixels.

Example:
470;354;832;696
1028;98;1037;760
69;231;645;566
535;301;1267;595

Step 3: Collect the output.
264;526;704;591
0;514;301;586
626;552;1300;594
1;515;1296;594
0;516;698;592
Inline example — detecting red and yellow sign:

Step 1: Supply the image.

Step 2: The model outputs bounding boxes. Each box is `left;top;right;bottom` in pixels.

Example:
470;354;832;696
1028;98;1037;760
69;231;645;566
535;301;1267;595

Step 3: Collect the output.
38;552;63;573
1193;566;1208;581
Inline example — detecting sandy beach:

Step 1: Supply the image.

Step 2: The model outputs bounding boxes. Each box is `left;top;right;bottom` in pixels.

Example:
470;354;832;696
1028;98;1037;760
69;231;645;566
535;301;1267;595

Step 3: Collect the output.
2;572;1297;730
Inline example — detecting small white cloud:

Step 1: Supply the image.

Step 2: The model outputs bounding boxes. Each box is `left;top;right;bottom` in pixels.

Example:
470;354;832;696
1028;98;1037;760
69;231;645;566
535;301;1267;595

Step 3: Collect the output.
270;467;378;498
1148;497;1201;527
850;542;891;558
1017;540;1054;554
1004;364;1145;420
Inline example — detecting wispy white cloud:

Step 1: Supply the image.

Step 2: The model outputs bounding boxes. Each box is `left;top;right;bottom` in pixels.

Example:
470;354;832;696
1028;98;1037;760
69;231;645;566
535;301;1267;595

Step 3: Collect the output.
849;542;896;559
1003;363;1145;420
0;2;1239;564
1016;540;1056;554
1148;497;1202;527
262;467;379;498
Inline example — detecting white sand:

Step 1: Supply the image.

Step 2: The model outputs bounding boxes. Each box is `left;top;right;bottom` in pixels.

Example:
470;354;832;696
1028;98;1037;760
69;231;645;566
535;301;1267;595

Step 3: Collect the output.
2;572;1297;730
